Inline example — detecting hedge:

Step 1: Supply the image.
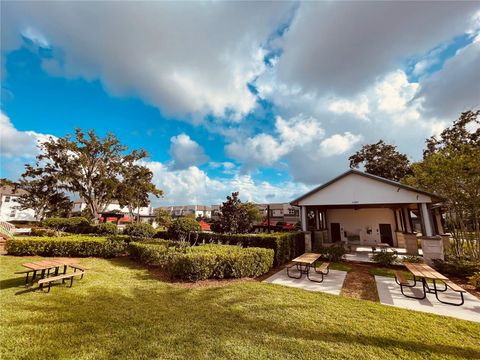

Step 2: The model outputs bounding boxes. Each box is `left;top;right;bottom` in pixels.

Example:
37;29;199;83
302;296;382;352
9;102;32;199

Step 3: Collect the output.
6;235;126;258
192;232;304;266
123;223;156;239
43;217;92;233
129;242;274;281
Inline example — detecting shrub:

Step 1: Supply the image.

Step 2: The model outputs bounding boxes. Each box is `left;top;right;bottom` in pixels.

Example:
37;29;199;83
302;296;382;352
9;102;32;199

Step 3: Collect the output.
433;257;480;277
43;217;92;234
372;248;398;266
128;240;178;265
153;229;169;239
169;245;274;281
402;255;423;263
93;222;118;235
123;223;155;239
469;272;480;290
168;218;201;241
194;232;304;266
5;235;126;257
318;244;347;262
30;228;59;237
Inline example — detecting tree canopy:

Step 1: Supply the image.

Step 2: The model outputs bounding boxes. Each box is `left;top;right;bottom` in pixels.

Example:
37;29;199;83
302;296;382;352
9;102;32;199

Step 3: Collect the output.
404;110;480;260
211;192;259;234
19;129;162;221
349;140;411;181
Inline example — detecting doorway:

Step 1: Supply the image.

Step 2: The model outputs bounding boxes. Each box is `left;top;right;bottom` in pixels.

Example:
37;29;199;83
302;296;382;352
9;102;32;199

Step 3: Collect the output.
379;223;393;246
330;223;341;242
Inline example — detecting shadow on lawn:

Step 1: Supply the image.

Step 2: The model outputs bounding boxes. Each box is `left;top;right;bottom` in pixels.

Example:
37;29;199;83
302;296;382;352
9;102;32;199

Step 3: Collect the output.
8;277;480;359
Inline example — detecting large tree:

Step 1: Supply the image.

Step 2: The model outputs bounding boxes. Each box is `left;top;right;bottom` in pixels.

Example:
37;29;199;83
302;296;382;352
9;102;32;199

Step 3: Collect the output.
212;192;256;234
24;129;157;221
349;140;411;181
117;164;163;222
14;169;72;220
154;208;172;229
404;110;480;261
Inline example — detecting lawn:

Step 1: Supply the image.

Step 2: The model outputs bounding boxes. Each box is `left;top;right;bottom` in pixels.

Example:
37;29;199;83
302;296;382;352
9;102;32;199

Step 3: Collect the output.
1;256;479;359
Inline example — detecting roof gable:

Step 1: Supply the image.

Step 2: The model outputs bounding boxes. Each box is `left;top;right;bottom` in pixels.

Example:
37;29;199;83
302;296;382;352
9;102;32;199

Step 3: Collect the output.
291;170;438;206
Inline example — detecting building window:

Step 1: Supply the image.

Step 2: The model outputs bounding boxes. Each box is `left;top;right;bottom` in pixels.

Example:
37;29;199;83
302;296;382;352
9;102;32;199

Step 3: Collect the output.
9;209;16;218
5;196;11;202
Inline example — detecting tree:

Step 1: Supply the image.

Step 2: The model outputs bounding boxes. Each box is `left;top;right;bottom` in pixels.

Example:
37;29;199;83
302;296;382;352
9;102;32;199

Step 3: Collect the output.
241;202;262;225
154;208;172;229
14;170;72;220
213;192;255;234
349;140;411;181
24;129;154;221
168;217;201;241
117;164;163;222
403;110;480;261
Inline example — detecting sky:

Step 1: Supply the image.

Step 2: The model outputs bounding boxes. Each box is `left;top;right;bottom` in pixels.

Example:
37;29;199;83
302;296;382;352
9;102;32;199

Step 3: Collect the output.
1;1;479;206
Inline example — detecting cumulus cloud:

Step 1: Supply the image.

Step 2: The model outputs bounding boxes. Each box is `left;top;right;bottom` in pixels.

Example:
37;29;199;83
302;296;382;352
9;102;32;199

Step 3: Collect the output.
226;114;327;169
169;133;208;170
276;1;479;96
141;160;309;206
2;2;293;120
319;133;362;156
0;111;53;158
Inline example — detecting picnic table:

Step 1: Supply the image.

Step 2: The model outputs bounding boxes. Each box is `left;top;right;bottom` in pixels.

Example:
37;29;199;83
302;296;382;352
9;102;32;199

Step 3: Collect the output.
286;253;330;283
17;259;79;287
395;262;466;306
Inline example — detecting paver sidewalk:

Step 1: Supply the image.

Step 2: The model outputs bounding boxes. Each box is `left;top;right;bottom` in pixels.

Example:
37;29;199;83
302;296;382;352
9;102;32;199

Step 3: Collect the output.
375;275;480;322
263;268;347;295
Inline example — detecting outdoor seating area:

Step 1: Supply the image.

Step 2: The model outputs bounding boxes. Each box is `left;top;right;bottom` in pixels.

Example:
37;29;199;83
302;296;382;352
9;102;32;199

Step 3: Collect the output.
395;262;466;306
15;259;86;292
286;252;330;283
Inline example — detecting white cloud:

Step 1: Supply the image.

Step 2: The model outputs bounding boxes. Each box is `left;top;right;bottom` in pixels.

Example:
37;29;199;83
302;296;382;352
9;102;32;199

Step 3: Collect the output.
2;2;293;120
142;160;308;206
276;2;479;96
226;114;327;168
319;132;362;156
328;96;370;120
169;133;208;170
0;111;53;158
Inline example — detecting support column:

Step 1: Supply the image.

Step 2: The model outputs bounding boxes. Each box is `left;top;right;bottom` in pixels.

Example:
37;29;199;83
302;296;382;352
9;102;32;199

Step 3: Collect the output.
301;206;307;232
420;203;433;236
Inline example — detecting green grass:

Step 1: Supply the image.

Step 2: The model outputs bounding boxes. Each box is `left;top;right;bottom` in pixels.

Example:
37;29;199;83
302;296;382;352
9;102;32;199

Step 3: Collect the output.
1;256;479;359
328;262;353;272
368;267;413;279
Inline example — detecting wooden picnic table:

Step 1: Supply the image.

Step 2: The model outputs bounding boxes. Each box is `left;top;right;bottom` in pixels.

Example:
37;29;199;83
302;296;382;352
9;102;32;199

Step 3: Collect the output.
19;259;78;287
396;262;466;306
287;253;330;283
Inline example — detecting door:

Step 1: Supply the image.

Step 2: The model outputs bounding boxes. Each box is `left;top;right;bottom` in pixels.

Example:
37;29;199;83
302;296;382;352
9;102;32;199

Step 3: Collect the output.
330;223;341;242
379;224;393;246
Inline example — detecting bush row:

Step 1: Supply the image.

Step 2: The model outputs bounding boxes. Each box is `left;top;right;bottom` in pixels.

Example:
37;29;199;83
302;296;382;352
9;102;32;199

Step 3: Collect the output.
6;235;126;258
129;242;274;281
42;217;119;235
433;257;480;277
191;232;304;266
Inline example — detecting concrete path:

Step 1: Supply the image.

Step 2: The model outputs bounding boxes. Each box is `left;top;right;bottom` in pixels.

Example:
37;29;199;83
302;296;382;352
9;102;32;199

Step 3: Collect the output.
375;275;480;322
263;268;347;295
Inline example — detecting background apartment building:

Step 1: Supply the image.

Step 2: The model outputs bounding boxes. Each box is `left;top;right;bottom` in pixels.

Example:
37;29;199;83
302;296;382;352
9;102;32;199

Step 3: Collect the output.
0;186;36;222
156;205;212;219
211;203;300;225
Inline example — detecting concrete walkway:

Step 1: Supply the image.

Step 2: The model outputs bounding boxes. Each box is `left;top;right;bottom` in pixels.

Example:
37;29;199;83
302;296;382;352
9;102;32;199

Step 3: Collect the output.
375;275;480;322
263;268;347;295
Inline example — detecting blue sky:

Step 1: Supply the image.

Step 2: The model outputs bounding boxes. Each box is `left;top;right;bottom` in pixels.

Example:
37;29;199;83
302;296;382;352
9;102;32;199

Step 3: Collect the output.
1;2;479;205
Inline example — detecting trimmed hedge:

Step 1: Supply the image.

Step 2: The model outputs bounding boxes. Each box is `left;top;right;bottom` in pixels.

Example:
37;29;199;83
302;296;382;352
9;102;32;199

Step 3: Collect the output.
93;222;119;235
153;230;169;239
193;232;304;266
129;242;274;281
43;217;92;233
6;235;126;258
123;223;156;239
128;240;178;265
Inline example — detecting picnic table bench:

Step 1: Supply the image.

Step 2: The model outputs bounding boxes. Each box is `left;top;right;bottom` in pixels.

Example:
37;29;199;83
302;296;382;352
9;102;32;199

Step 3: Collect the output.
395;262;466;306
15;259;86;291
286;252;330;283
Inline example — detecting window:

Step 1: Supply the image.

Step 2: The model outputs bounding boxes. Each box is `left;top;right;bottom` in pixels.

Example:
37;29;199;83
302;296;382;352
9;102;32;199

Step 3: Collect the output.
5;196;10;202
9;209;16;218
